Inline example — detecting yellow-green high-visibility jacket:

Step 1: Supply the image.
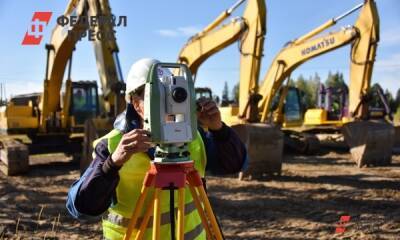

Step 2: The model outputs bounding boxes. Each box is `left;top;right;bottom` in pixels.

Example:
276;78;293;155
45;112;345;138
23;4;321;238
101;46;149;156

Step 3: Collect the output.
100;129;207;240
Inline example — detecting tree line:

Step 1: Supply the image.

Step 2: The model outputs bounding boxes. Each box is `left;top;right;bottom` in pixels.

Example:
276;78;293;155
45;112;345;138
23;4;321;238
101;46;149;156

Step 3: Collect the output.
222;71;400;122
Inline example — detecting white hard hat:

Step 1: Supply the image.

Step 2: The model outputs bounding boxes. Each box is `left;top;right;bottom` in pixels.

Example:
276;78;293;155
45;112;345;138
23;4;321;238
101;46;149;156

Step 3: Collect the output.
125;58;172;97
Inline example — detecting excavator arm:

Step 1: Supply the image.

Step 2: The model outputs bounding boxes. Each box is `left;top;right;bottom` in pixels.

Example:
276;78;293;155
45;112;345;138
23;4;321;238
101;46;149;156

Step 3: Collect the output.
258;27;358;122
258;0;379;123
41;0;86;130
348;0;379;119
178;0;266;119
40;0;124;131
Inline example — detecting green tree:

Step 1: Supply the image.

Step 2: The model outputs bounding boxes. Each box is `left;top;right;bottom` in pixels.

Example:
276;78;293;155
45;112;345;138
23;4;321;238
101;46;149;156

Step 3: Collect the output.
221;81;229;106
395;88;400;110
309;73;321;107
293;74;320;109
384;89;396;113
295;74;313;108
231;83;239;104
325;71;346;89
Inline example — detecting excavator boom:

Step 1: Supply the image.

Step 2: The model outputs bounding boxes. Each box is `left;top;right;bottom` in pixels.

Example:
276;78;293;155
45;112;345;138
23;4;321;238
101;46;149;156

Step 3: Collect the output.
41;0;125;131
179;0;283;178
258;27;358;122
257;0;394;167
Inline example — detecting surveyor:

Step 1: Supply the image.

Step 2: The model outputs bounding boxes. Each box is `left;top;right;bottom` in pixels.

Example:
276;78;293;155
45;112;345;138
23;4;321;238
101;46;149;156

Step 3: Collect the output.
66;58;247;239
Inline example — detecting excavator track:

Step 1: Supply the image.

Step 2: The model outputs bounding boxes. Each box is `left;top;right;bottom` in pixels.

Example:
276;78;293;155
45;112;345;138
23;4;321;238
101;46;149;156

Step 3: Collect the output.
342;121;395;167
233;124;283;179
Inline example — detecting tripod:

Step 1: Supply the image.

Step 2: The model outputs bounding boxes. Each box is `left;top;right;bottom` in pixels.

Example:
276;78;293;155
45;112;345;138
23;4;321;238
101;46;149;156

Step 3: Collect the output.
123;161;223;240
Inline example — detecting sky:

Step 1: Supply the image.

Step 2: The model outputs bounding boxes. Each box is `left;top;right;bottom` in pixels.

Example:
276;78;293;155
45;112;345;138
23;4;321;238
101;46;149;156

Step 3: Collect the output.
0;0;399;99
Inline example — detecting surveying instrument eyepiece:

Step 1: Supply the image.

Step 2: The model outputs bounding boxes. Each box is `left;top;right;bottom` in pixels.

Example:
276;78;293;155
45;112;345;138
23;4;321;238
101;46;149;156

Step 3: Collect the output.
123;63;223;240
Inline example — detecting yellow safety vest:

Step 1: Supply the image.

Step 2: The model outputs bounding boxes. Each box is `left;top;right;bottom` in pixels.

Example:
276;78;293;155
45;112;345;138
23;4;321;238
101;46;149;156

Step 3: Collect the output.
98;129;207;240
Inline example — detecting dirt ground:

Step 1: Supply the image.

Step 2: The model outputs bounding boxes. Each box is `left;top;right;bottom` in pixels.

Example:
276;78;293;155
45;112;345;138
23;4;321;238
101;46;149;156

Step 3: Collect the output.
0;149;399;239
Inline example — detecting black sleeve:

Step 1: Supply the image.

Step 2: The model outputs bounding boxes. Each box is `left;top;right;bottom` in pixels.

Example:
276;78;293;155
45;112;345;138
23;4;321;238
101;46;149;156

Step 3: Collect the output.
202;123;247;175
74;139;121;216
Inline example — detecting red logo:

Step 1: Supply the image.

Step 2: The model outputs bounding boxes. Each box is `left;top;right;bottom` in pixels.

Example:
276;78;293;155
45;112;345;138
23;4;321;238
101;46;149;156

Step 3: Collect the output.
335;215;351;234
21;12;52;45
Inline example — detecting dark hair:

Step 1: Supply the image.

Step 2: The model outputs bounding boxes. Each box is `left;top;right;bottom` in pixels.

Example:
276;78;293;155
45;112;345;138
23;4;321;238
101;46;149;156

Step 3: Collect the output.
124;103;141;132
131;85;145;98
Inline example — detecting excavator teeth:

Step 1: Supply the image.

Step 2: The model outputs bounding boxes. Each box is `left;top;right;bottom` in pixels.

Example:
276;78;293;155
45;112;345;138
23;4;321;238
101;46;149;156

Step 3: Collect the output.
231;124;283;179
342;121;395;167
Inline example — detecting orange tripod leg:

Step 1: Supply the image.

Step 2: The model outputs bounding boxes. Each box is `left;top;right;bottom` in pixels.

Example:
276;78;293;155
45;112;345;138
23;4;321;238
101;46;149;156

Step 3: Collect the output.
152;188;162;240
135;200;154;240
196;186;224;240
124;185;151;240
188;184;212;239
177;188;185;240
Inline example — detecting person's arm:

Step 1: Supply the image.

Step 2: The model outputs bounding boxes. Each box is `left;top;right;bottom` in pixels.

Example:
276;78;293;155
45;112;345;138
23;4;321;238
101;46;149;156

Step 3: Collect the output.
66;127;152;218
201;123;247;175
66;139;121;218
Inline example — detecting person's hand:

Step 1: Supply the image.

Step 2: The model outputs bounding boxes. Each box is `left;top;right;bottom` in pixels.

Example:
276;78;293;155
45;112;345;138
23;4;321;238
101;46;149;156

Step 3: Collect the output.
111;129;153;167
196;98;223;131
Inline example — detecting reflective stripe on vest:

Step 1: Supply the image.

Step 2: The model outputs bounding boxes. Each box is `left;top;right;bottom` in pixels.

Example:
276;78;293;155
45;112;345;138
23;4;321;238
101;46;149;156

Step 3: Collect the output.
105;201;196;228
103;223;203;240
99;129;207;240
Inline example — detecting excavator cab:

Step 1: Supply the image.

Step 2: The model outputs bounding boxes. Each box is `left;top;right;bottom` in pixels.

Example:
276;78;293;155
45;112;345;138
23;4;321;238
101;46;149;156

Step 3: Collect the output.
69;81;99;126
283;87;304;127
271;86;304;128
195;87;213;100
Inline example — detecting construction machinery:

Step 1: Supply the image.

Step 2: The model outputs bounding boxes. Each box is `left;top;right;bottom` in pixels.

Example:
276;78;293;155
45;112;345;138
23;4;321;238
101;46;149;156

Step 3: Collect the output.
178;0;284;178
0;0;125;175
258;0;395;167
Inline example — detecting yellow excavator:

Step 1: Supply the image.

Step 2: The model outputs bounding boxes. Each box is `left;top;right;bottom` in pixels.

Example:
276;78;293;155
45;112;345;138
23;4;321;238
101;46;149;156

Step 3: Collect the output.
257;0;395;167
178;0;284;177
0;0;125;175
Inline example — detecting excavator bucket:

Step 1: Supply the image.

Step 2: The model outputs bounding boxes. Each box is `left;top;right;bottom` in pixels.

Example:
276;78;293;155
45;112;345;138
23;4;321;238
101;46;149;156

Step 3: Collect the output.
232;123;283;179
342;121;395;167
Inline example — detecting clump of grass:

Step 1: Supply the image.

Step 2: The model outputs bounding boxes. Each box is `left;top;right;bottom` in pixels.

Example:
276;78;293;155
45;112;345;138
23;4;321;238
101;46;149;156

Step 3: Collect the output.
35;205;45;232
51;213;61;238
7;208;63;239
15;216;20;235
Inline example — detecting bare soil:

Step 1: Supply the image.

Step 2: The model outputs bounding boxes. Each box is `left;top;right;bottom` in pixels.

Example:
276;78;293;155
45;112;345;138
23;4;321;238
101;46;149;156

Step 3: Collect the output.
0;150;399;239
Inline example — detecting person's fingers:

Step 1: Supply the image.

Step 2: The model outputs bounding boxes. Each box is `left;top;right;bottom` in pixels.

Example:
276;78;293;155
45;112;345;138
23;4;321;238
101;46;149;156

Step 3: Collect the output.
206;108;219;115
124;142;153;153
136;141;154;149
123;140;152;152
125;129;151;138
196;97;207;105
200;101;215;110
123;133;151;143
